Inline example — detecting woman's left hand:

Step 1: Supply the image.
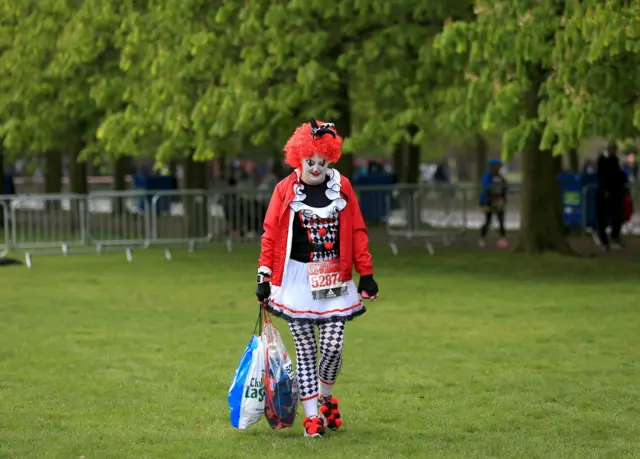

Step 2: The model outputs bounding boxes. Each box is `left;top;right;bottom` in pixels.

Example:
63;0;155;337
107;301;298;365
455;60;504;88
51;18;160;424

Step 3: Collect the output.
357;275;379;301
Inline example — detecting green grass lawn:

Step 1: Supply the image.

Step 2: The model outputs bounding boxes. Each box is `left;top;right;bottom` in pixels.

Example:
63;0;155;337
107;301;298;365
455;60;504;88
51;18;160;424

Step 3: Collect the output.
1;247;639;459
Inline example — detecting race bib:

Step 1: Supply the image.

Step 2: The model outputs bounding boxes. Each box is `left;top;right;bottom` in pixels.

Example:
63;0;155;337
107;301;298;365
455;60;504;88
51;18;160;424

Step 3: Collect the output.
307;260;346;300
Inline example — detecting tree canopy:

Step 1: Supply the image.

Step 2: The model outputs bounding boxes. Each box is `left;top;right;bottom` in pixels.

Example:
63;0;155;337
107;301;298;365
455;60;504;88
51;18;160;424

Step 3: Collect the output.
2;0;639;165
2;0;639;253
429;0;640;252
433;0;640;160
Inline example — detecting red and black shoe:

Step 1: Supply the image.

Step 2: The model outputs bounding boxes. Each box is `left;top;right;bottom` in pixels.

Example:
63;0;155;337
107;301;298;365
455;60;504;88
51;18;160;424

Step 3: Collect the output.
303;416;325;438
319;396;342;431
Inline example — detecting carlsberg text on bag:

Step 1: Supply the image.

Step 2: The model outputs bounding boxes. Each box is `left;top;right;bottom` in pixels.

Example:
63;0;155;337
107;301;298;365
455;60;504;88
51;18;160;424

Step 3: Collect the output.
228;335;267;429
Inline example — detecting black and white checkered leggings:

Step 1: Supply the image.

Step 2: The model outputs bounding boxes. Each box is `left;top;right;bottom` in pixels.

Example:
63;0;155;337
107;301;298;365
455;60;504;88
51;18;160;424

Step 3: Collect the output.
288;321;345;400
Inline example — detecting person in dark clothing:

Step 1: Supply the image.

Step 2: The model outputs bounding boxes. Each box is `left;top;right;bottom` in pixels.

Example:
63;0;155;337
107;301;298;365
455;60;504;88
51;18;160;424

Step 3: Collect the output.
478;159;509;248
596;141;628;250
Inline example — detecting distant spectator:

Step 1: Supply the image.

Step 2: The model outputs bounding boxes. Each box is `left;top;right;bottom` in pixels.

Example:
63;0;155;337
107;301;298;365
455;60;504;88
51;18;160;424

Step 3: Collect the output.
222;173;266;240
368;160;384;175
595;140;628;250
479;159;509;249
257;165;279;198
582;159;596;174
624;152;637;182
433;161;450;183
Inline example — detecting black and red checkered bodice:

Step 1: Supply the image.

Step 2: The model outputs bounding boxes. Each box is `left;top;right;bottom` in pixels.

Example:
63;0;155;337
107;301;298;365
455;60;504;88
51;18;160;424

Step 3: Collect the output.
289;179;341;263
295;209;340;262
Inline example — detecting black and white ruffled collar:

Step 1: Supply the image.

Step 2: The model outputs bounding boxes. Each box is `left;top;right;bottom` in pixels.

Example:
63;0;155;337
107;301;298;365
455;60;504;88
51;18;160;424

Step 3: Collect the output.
290;168;347;218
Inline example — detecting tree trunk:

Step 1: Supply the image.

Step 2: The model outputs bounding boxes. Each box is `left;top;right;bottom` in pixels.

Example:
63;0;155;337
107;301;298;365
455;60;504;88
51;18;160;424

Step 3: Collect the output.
69;152;88;194
515;148;572;253
392;143;404;183
271;151;285;180
567;148;579;173
89;160;100;176
168;159;179;189
183;152;209;238
218;156;226;182
68;136;88;234
335;156;354;181
44;151;63;211
475;133;488;196
45;151;63;195
114;156;129;192
113;156;130;215
333;76;354;180
514;64;573;254
405;125;421;184
0;146;4;228
400;125;421;231
0;145;4;197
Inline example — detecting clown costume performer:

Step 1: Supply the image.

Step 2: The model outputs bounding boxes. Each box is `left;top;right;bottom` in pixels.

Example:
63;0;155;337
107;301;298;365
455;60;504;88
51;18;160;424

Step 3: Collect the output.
255;118;379;438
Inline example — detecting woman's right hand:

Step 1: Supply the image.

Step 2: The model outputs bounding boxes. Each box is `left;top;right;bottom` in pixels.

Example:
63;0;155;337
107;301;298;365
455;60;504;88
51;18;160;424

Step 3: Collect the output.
256;272;271;302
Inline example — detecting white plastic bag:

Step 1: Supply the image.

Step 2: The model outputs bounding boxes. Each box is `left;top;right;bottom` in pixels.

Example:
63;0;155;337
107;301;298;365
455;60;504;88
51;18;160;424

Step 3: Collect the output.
228;333;267;429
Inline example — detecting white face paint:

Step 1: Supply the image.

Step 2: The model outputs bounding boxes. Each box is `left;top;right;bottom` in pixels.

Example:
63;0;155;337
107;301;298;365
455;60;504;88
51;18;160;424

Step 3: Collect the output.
301;154;329;185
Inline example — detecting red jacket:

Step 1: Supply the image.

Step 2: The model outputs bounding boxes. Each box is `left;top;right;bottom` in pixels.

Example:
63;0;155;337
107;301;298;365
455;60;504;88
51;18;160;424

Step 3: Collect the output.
258;170;374;286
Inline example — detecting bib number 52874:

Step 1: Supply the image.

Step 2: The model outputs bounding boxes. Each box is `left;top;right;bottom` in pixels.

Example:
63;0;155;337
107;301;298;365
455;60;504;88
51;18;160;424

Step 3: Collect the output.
310;272;340;289
307;260;344;300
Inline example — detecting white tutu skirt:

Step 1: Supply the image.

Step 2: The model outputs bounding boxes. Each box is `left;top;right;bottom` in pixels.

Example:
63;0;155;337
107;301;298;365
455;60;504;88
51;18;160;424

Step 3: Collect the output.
267;259;366;324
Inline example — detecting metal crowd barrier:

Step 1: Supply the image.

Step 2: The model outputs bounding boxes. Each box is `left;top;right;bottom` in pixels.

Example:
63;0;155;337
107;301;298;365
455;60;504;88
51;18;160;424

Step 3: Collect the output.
0;188;275;266
214;188;271;252
382;184;464;255
0;183;637;266
0;200;9;258
151;189;213;259
10;194;93;267
86;191;151;258
625;183;640;235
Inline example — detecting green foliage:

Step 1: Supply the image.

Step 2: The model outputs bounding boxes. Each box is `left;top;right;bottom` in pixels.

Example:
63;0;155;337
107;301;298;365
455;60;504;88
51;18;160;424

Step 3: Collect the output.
213;0;474;156
543;0;640;153
433;0;640;159
2;0;638;166
0;0;508;163
0;0;121;160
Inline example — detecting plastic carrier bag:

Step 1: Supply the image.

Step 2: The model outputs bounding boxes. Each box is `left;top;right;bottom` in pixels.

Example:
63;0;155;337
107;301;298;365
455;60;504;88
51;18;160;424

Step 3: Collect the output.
228;313;267;429
262;306;299;430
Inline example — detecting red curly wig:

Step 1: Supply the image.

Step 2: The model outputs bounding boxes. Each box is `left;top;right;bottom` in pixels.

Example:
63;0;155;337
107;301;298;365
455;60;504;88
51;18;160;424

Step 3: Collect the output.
283;120;342;169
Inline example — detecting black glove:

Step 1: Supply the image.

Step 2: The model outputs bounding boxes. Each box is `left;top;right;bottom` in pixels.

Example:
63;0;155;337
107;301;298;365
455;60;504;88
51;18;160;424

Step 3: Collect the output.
256;272;271;303
357;274;378;299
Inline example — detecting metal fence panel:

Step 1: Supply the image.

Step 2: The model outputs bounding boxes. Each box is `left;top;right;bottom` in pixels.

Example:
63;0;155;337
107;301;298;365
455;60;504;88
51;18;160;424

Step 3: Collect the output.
9;194;91;254
626;183;640;235
150;190;213;248
1;182;638;263
214;189;271;251
86;191;151;251
384;184;471;253
0;200;9;258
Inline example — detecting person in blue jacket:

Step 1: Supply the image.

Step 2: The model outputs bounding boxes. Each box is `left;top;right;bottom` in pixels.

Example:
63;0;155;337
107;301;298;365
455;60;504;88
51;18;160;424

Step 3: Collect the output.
479;159;509;248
